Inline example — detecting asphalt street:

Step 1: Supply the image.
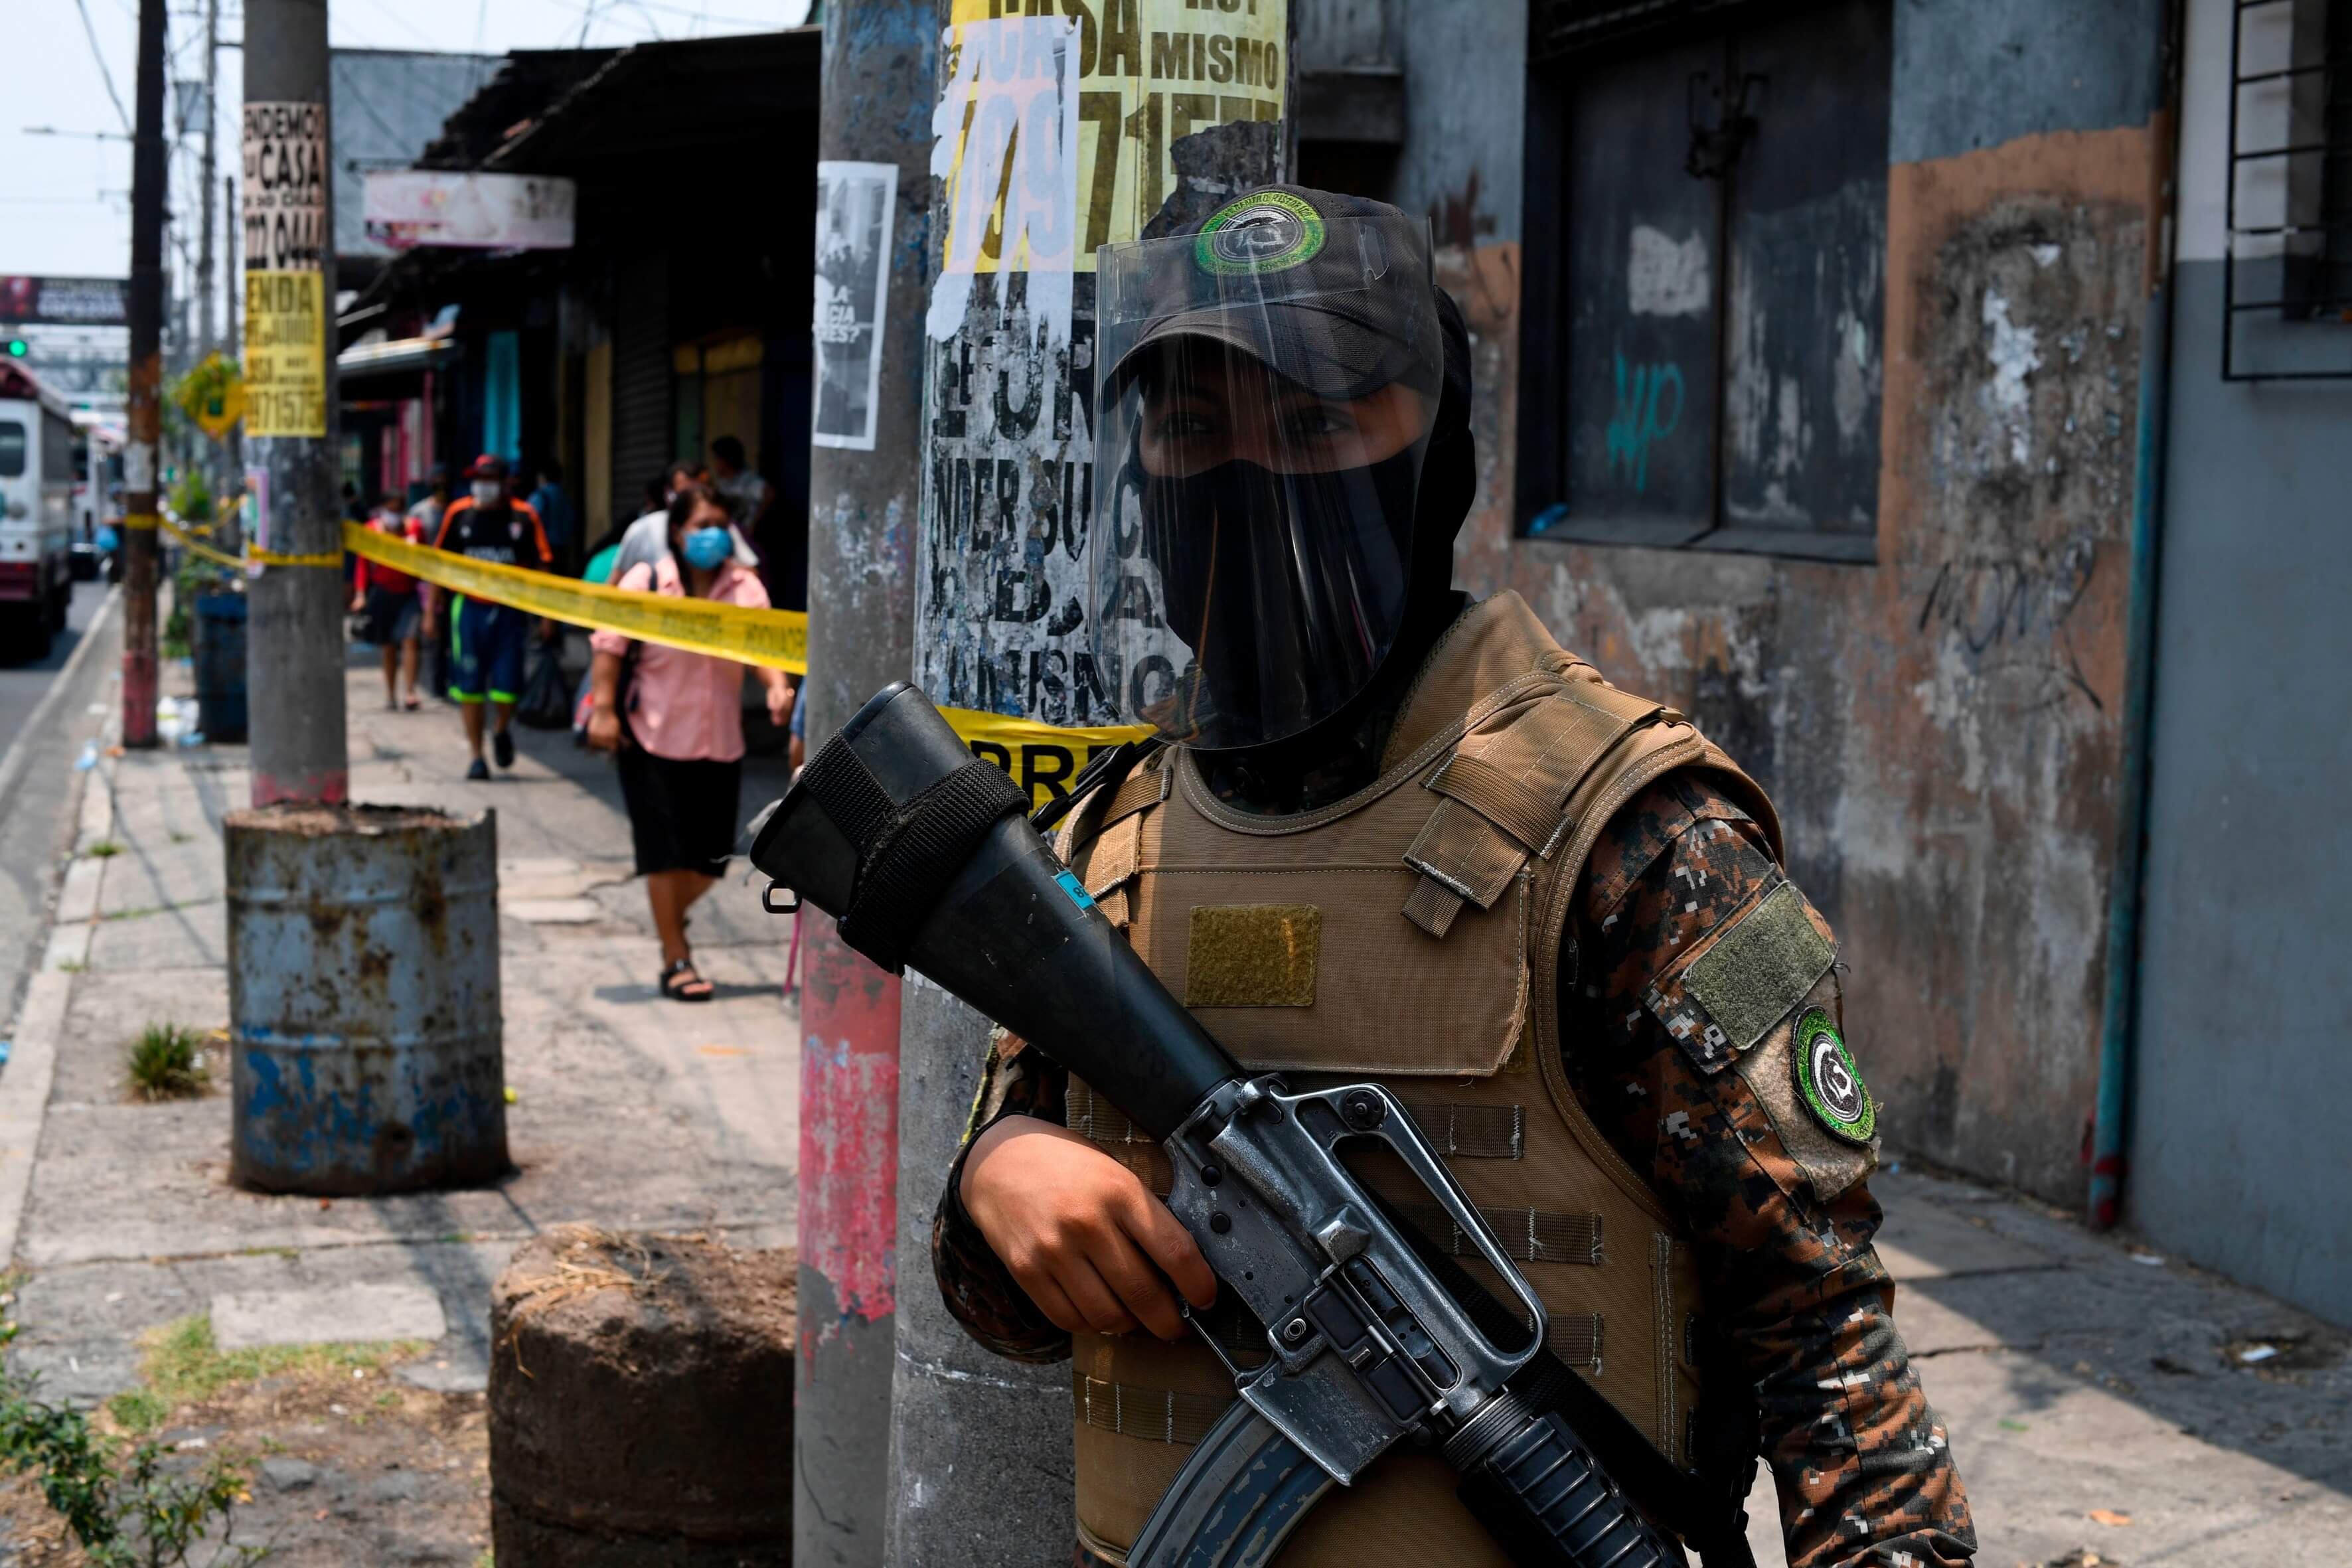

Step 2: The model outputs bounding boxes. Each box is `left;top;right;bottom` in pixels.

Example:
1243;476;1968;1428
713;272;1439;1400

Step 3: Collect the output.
0;579;119;1042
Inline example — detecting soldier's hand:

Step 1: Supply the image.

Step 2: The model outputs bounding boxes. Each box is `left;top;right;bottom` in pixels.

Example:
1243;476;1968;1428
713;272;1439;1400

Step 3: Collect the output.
962;1115;1215;1340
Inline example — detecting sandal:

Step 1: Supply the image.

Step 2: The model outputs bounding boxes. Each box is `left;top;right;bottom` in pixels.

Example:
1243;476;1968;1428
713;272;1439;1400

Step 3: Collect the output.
660;959;714;1002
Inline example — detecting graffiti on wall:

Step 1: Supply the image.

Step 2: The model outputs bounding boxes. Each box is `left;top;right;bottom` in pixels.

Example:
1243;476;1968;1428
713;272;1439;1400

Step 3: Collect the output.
1605;353;1684;493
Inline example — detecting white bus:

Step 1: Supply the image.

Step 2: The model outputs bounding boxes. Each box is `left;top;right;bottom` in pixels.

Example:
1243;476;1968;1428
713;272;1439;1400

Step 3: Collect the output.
0;362;76;658
71;410;123;545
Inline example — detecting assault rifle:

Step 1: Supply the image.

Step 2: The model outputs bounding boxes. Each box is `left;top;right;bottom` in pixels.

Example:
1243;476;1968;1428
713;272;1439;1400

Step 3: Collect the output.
751;684;1721;1568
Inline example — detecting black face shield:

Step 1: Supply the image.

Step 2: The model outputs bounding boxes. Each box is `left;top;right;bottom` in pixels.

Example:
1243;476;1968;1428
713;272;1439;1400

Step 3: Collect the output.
1089;191;1448;753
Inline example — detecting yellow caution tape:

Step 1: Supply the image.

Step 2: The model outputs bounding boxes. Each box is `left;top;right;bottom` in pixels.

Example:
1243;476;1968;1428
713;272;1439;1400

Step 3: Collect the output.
248;546;345;569
155;513;248;570
938;705;1152;809
123;512;161;531
346;520;810;672
342;521;1154;805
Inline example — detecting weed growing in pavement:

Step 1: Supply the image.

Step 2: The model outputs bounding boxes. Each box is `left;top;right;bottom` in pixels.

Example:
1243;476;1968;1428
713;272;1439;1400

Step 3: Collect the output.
0;1372;266;1567
104;1390;169;1433
57;960;86;975
115;1314;423;1431
125;1026;209;1102
84;840;123;859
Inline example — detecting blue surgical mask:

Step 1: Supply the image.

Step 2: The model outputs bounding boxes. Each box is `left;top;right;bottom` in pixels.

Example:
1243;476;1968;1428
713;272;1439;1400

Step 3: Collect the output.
681;525;733;571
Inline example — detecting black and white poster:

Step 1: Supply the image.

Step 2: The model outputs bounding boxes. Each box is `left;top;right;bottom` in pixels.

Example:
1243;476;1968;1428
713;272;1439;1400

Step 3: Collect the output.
811;160;896;452
242;100;327;273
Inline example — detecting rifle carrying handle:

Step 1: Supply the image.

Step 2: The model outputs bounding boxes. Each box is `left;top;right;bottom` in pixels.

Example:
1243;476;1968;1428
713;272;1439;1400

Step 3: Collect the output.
1455;1407;1686;1568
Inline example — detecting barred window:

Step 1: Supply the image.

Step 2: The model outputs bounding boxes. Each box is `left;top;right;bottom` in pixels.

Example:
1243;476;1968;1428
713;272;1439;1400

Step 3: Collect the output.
2225;0;2352;378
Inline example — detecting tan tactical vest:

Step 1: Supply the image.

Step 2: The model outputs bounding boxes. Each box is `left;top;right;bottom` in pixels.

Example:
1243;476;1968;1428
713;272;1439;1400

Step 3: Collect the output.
1052;593;1782;1566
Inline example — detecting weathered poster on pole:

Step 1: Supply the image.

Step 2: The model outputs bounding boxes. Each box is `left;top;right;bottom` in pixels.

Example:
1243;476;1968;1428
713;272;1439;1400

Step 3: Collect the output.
937;0;1287;278
811;161;898;453
241;100;329;438
913;1;1287;736
244;271;327;438
242;102;327;272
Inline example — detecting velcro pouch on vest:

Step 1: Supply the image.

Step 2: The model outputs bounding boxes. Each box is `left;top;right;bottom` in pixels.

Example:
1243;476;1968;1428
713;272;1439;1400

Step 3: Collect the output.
1642;879;1838;1073
1403;682;1675;939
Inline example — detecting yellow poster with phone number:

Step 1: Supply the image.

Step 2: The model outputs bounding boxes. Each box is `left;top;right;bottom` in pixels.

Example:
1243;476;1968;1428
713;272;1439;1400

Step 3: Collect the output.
940;0;1287;275
244;272;327;437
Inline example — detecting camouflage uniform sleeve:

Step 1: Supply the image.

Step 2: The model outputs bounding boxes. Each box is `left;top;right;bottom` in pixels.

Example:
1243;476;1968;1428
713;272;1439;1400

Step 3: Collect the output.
930;1030;1076;1365
1565;773;1976;1568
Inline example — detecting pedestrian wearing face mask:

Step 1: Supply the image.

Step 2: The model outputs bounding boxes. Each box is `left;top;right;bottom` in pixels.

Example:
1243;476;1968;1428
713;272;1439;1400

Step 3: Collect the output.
424;454;556;781
584;482;793;1002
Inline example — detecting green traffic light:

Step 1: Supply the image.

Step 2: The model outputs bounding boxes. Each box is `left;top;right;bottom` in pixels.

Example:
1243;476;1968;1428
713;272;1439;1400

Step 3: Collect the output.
3;341;25;357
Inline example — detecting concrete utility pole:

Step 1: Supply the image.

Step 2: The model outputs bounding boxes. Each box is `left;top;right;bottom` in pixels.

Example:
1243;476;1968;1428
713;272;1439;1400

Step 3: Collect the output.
241;0;347;805
122;0;169;750
795;6;932;1564
223;171;245;553
885;3;1296;1561
197;0;220;358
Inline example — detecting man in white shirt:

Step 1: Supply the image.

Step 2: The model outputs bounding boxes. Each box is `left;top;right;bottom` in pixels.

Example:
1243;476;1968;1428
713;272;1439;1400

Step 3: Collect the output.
709;435;772;538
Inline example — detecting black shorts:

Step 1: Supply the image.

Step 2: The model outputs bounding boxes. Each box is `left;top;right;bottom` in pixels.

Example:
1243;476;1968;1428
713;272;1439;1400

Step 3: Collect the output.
616;749;742;878
362;586;421;647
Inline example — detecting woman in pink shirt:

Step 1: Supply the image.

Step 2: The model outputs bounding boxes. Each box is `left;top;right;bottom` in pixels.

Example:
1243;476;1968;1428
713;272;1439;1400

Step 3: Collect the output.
584;483;794;1001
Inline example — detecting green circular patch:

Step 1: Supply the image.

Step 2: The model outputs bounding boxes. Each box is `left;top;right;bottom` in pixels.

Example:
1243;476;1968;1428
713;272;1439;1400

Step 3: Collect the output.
1194;191;1327;277
1792;1009;1875;1144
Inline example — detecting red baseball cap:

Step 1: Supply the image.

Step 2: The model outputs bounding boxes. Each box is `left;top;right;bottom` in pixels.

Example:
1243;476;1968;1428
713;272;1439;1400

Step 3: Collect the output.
462;453;509;481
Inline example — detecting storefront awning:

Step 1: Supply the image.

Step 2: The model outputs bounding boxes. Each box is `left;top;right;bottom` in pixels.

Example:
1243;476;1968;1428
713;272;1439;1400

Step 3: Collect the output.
339;336;463;383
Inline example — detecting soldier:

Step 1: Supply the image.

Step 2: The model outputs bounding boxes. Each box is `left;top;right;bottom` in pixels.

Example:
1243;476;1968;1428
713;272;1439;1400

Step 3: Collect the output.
930;187;1976;1567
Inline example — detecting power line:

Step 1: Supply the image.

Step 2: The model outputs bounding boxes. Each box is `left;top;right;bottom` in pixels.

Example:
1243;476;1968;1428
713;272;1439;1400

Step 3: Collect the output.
348;0;440;52
72;0;136;135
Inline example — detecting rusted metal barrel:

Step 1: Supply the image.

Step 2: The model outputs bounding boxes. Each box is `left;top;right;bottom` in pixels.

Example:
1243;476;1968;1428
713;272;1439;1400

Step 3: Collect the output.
226;803;507;1194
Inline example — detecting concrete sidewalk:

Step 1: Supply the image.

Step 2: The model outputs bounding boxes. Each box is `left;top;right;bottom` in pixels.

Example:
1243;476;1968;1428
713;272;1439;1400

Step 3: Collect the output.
1735;1164;2350;1566
0;652;802;1409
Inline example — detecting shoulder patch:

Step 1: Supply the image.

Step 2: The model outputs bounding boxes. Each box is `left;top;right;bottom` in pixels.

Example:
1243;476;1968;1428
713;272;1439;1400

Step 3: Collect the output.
1792;1009;1874;1143
1645;880;1837;1073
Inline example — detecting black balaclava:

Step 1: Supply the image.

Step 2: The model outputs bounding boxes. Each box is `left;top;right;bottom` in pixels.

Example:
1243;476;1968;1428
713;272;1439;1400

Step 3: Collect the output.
1202;284;1478;815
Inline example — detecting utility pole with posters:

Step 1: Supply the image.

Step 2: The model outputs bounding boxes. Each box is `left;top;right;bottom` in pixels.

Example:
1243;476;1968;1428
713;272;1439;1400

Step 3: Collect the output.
122;0;169;750
881;1;1296;1560
240;0;347;805
793;7;931;1565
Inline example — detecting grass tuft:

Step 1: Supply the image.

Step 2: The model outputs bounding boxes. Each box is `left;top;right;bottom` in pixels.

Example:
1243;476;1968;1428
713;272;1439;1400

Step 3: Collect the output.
133;1314;422;1413
104;1388;170;1434
82;840;123;859
125;1024;209;1101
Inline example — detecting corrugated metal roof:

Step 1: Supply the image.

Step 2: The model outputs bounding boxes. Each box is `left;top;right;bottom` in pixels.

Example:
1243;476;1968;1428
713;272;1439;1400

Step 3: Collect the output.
330;50;503;261
484;30;822;173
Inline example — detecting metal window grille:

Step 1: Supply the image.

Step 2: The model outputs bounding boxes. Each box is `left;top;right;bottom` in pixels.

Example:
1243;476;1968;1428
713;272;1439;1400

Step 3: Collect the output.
2225;0;2352;378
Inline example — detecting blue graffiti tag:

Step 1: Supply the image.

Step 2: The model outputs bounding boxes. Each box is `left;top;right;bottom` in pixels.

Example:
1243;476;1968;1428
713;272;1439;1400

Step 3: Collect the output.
1605;354;1686;493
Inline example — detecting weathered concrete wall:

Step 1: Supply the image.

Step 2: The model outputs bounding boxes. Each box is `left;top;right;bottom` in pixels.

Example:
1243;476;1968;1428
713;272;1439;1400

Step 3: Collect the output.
1419;0;2169;1201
